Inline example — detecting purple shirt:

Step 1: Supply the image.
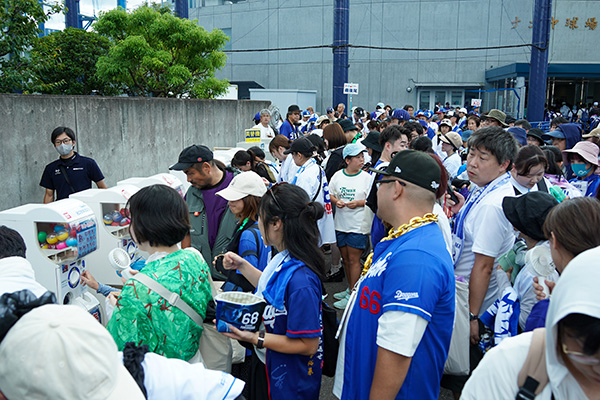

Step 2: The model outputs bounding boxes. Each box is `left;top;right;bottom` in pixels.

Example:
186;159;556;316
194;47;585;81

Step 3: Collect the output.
203;170;234;248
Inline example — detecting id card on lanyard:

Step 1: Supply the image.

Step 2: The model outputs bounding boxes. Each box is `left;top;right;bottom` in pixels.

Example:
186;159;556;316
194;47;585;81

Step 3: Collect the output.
451;173;510;264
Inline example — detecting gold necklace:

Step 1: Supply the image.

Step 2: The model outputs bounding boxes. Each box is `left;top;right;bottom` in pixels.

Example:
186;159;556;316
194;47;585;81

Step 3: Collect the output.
361;213;438;276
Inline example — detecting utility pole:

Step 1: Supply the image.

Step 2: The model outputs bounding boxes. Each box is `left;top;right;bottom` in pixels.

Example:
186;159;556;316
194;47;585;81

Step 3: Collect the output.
333;0;349;110
527;0;552;122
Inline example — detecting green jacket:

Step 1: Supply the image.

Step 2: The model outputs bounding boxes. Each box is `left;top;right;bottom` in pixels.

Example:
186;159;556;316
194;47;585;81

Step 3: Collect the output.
107;249;212;360
186;184;237;281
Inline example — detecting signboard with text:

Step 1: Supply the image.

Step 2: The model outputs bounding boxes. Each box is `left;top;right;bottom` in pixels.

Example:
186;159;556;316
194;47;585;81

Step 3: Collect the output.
343;83;359;95
245;129;261;143
471;98;482;107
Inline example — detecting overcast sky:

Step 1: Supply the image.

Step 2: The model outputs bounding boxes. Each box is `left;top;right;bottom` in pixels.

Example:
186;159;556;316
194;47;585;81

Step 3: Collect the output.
45;0;161;31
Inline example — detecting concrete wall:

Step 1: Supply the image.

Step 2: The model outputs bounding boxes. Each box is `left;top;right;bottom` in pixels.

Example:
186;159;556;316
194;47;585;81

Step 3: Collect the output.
0;94;270;210
189;0;598;112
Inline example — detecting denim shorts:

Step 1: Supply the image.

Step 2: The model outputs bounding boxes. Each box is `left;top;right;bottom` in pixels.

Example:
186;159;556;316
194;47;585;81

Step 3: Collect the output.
336;231;368;249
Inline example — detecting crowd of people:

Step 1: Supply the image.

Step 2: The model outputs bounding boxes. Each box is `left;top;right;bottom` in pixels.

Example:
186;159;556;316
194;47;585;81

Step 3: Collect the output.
2;99;600;399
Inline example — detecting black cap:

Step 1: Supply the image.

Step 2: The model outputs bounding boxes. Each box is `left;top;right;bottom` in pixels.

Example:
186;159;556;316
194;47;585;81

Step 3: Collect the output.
502;192;558;241
362;131;382;152
338;118;358;132
370;150;441;194
169;144;213;170
287;104;300;113
283;137;315;155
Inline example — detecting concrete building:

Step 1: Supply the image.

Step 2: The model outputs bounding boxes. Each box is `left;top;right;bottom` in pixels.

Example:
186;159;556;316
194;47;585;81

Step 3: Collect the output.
190;0;600;118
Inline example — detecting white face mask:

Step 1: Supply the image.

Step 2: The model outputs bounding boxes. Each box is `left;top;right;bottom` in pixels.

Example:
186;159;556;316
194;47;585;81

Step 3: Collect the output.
56;143;73;156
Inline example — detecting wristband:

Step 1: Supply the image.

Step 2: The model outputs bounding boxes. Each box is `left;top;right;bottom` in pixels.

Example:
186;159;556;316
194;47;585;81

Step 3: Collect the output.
256;330;265;349
469;312;478;321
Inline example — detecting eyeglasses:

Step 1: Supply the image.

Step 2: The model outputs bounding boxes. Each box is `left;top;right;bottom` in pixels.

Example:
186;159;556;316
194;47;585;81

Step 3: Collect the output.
54;138;72;145
376;179;406;190
562;343;600;366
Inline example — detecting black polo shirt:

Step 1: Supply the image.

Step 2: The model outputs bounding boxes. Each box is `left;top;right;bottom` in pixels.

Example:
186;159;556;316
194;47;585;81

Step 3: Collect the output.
39;153;105;200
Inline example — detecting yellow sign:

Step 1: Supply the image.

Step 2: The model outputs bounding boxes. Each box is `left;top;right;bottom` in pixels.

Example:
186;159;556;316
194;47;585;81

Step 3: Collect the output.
245;129;261;143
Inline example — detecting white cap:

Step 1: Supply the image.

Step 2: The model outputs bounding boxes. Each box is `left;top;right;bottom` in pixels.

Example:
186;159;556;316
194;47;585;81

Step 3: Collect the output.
0;304;145;400
216;171;267;201
459;107;468;114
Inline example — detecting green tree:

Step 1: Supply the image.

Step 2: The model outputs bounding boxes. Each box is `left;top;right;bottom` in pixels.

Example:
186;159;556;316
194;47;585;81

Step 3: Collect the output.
28;27;117;95
94;5;229;98
0;0;63;92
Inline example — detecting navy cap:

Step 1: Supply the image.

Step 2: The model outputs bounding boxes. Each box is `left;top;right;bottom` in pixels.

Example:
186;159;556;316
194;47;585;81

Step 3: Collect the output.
391;109;410;121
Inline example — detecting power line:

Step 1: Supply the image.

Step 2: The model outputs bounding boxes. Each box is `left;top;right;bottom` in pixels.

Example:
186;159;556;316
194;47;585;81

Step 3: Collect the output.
223;43;545;53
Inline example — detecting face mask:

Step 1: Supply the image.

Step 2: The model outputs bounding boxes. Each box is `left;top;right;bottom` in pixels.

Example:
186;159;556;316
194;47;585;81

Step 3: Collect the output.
572;163;592;178
56;143;73;156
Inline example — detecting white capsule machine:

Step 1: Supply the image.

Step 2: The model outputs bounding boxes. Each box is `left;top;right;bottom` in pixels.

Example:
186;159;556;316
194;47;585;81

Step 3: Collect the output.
70;184;143;288
117;173;187;197
0;199;102;322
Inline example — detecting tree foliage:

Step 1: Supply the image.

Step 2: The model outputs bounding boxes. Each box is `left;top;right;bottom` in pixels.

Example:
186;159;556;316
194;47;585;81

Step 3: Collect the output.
94;5;229;98
0;0;62;92
28;28;117;95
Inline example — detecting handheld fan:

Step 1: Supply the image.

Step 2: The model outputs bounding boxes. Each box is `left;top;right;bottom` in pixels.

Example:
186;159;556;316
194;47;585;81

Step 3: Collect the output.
525;246;555;298
108;248;133;281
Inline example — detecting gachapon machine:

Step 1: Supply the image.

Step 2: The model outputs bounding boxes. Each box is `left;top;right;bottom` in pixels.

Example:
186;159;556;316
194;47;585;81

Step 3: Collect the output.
117;173;187;197
0;199;102;322
70;184;145;288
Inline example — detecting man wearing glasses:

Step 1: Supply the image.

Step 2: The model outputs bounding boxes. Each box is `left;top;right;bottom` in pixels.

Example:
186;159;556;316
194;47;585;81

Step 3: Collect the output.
40;127;107;203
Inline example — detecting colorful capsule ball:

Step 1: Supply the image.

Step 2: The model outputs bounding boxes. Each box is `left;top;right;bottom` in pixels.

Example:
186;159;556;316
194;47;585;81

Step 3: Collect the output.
120;208;128;217
56;230;69;241
56;241;67;250
47;244;56;250
120;218;130;226
38;231;47;243
103;213;113;226
66;237;77;247
46;233;58;245
40;243;48;249
111;210;123;223
54;224;65;233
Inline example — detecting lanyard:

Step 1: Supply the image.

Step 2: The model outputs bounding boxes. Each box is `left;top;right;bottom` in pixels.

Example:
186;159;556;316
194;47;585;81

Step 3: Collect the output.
290;158;316;185
451;173;510;263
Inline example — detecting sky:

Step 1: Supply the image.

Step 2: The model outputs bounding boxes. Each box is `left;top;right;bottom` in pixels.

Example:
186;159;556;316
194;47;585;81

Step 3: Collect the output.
44;0;159;31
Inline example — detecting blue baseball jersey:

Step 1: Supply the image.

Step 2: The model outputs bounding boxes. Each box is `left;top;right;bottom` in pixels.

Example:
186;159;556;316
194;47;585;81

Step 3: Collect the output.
279;120;301;141
341;223;455;400
262;266;323;399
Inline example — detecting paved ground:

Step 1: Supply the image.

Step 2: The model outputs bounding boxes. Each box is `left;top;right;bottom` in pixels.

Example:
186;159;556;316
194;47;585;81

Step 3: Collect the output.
319;269;454;400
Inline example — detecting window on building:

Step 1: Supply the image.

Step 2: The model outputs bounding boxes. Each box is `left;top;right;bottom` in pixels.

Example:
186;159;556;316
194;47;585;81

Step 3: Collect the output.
221;27;232;51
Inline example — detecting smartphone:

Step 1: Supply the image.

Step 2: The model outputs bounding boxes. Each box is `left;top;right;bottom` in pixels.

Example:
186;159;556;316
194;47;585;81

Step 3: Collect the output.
447;186;459;204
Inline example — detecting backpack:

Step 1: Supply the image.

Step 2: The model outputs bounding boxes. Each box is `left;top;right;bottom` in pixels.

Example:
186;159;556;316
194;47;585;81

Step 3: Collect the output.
516;328;549;400
215;221;266;292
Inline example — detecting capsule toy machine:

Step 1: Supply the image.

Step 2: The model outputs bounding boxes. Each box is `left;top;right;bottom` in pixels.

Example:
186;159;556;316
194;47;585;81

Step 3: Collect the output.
0;199;102;322
70;184;144;289
117;173;187;197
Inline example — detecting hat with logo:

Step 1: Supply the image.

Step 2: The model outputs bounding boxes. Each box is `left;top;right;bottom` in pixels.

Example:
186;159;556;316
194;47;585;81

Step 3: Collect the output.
283;137;316;155
391;108;411;121
354;107;366;118
216;171;267;201
343;142;367;159
338;118;359;132
440;131;463;150
302;111;310;117
370;150;441;194
439;119;452;128
170;144;214;170
0;304;145;400
326;107;334;113
482;109;509;127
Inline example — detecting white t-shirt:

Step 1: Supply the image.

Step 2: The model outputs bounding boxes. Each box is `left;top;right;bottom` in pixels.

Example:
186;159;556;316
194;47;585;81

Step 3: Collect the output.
454;175;516;315
252;123;275;141
291;159;336;245
461;331;584;400
329;169;373;234
443;152;462;180
433;203;453;257
0;257;50;297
